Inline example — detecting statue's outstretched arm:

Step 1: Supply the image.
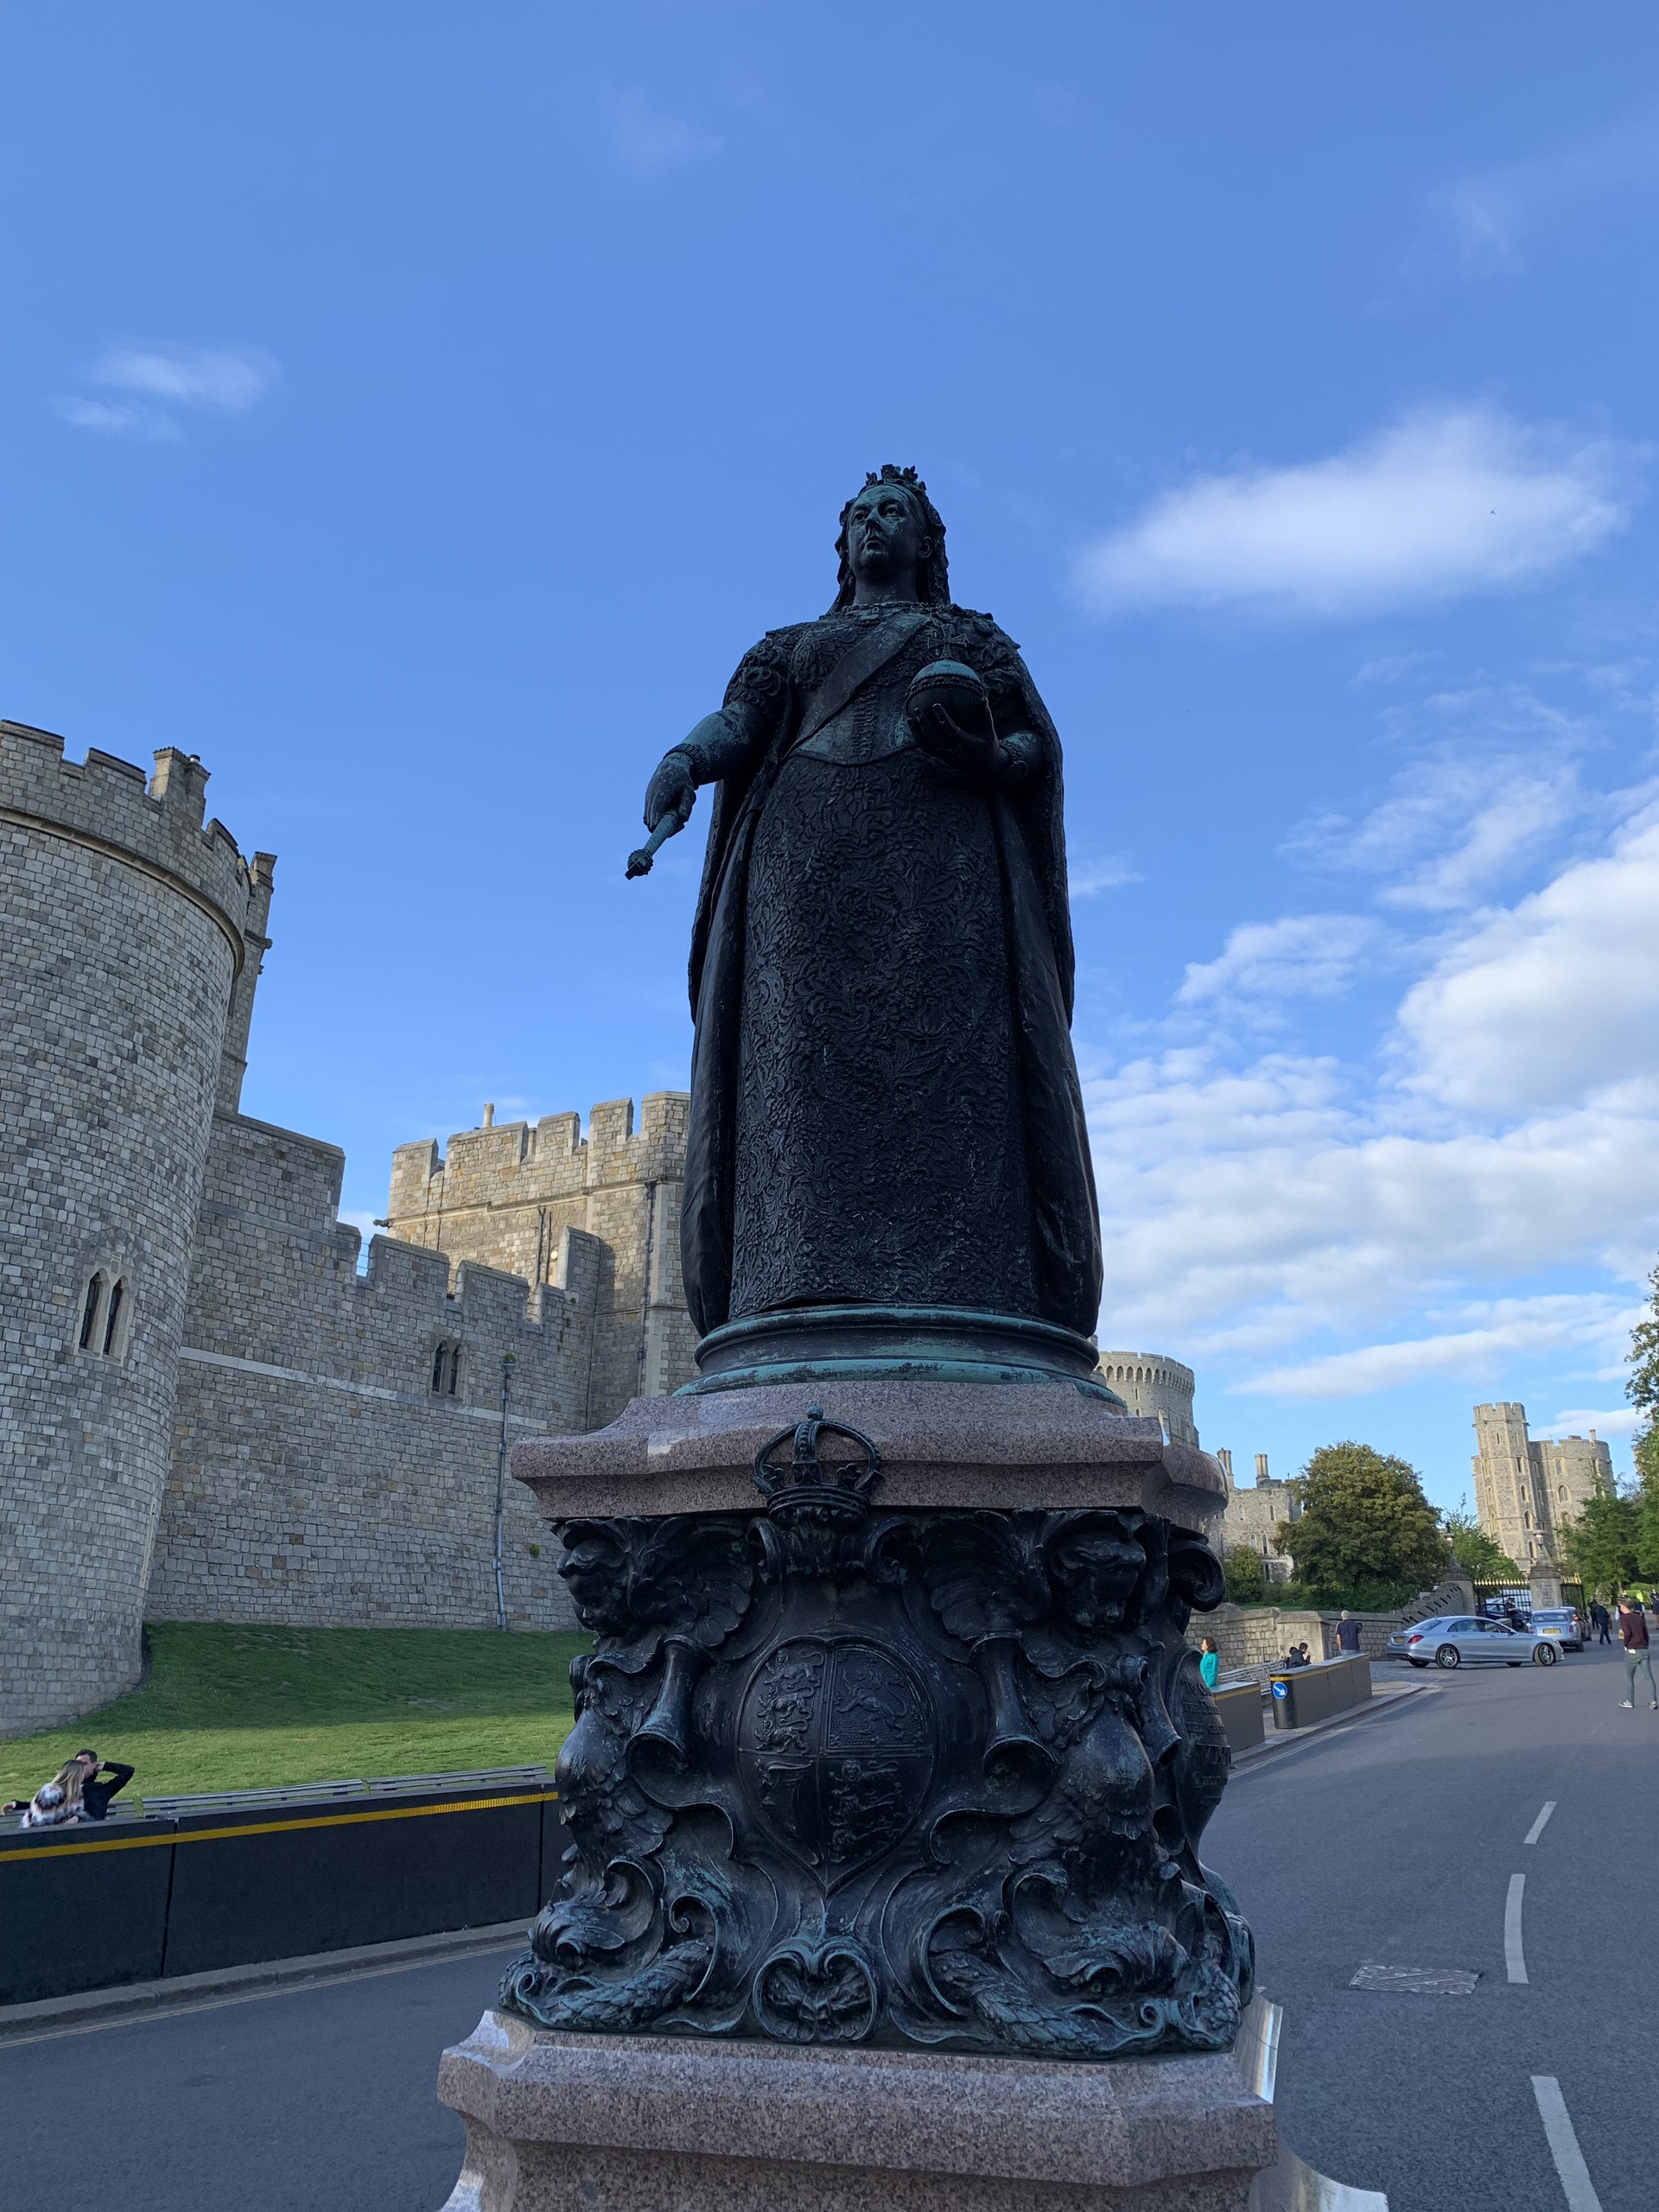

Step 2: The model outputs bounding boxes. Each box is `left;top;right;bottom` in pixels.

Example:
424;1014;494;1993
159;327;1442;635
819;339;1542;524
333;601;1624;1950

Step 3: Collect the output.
642;709;760;833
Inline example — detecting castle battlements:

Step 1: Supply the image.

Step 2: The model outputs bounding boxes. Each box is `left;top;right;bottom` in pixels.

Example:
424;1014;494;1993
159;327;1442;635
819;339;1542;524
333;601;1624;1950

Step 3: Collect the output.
1095;1350;1199;1447
1;721;273;972
390;1092;692;1222
386;1091;697;1424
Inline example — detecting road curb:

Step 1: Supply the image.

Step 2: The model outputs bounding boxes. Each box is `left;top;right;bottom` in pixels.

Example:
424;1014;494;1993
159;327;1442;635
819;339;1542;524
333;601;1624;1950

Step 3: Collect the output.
0;1917;530;2038
1231;1679;1434;1768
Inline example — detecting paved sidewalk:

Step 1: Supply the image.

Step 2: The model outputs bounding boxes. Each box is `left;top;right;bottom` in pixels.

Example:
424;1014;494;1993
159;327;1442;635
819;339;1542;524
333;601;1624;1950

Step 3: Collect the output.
0;1919;530;2040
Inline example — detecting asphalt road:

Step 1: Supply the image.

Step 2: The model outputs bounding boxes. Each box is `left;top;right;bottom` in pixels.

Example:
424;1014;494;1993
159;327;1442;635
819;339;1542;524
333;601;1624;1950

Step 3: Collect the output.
2;1641;1653;2212
1205;1638;1659;2212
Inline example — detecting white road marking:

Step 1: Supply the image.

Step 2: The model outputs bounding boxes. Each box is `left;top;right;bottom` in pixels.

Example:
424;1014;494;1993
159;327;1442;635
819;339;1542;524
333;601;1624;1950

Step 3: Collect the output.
1532;2075;1604;2212
1524;1801;1556;1845
1505;1872;1528;1983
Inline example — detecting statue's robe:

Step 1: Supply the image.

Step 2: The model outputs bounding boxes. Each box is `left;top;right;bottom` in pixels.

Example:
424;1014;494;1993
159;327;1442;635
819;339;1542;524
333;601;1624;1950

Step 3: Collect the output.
682;600;1103;1341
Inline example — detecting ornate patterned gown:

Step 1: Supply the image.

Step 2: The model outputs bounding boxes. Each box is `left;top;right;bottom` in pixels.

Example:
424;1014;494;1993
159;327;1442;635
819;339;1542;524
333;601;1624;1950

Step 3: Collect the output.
682;600;1102;1342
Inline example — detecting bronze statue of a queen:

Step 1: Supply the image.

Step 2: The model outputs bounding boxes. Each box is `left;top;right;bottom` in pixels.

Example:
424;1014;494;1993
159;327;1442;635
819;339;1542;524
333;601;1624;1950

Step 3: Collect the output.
640;465;1105;1391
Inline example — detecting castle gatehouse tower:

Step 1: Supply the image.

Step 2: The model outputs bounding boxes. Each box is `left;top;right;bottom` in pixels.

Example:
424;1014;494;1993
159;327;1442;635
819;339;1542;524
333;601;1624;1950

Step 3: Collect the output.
0;722;273;1733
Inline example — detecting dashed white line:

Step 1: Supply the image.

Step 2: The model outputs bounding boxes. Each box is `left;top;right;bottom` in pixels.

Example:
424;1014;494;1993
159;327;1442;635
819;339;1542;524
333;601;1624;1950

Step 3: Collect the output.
1505;1872;1528;1984
1524;1801;1557;1846
1532;2076;1603;2212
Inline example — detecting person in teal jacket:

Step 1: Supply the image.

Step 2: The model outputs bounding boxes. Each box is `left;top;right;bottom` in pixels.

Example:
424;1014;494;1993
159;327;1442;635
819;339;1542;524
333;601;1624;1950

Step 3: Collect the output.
1198;1637;1220;1690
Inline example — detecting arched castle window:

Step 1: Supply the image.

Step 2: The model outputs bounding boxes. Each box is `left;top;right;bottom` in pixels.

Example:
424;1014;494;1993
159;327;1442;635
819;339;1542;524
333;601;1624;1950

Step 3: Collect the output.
76;1272;130;1360
79;1273;105;1351
430;1344;461;1397
1558;1486;1567;1502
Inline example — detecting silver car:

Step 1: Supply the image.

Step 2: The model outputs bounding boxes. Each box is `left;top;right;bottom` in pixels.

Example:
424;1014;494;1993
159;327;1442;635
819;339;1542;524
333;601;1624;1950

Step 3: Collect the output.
1388;1615;1560;1670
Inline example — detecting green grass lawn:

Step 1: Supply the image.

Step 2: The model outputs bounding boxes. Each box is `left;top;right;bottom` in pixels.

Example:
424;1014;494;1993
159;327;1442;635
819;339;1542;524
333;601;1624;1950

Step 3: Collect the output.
0;1623;589;1806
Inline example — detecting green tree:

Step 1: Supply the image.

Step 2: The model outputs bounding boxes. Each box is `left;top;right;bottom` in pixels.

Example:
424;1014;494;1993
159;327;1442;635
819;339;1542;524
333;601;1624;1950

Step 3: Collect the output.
1444;1498;1520;1580
1222;1545;1267;1605
1558;1484;1640;1600
1274;1442;1449;1592
1627;1261;1659;1579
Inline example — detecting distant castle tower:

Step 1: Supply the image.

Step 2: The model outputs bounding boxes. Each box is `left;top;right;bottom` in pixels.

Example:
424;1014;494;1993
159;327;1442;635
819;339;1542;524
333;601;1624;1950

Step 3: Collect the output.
0;722;274;1733
1093;1351;1198;1446
1471;1402;1611;1567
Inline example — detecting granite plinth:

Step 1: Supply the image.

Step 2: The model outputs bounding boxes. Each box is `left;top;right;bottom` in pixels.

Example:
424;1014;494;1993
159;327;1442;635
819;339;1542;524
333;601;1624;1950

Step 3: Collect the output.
511;1377;1226;1525
435;2005;1280;2212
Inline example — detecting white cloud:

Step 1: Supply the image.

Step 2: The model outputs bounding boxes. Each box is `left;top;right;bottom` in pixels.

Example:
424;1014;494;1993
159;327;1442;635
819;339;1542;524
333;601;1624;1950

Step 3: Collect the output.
1538;1407;1643;1438
92;343;278;414
51;395;181;445
1069;850;1142;897
1289;730;1591;913
1238;1297;1636;1400
1421;111;1659;279
1089;1050;1659;1363
54;340;279;443
1177;914;1374;1007
1397;808;1659;1112
609;89;721;179
1076;407;1631;620
1084;809;1659;1390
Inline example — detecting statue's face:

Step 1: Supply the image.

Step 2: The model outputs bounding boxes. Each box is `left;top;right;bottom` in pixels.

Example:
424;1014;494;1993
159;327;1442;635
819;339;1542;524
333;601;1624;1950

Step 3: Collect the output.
846;483;926;585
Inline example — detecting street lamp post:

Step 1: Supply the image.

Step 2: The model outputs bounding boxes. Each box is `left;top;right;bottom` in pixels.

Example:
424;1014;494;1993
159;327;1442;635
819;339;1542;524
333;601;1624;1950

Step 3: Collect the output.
493;1353;516;1631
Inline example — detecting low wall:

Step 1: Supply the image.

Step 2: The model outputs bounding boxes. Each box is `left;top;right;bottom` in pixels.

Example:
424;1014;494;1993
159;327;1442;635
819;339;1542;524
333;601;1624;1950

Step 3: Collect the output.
1192;1577;1474;1679
0;1775;559;2006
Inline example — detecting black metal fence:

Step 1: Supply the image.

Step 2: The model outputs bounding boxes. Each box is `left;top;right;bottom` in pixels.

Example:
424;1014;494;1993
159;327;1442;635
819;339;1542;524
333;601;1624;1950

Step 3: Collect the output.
1469;1580;1586;1618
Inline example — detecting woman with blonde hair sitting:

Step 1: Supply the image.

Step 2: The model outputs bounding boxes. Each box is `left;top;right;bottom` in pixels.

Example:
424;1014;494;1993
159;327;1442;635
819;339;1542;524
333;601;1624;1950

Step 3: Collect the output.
3;1757;87;1828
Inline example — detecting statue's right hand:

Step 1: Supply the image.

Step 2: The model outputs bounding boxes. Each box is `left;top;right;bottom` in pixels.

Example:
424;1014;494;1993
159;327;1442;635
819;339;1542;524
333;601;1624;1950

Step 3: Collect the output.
644;751;697;834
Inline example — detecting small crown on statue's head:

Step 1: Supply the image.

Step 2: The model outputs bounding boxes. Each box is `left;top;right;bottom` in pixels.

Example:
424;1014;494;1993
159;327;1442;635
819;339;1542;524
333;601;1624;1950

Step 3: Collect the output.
864;463;929;499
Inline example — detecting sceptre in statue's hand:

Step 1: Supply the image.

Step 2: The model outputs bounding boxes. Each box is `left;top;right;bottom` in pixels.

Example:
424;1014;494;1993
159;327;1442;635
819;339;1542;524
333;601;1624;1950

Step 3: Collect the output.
625;747;699;879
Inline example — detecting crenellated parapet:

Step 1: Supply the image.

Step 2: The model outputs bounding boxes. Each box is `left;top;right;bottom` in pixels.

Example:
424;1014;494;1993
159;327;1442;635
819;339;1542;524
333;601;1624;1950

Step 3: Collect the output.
0;721;271;975
1095;1350;1198;1447
386;1093;696;1425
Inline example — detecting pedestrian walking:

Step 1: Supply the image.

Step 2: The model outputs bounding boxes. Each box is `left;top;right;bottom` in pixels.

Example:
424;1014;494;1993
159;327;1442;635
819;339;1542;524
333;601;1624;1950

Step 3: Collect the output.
1591;1600;1612;1644
1615;1594;1657;1710
1198;1637;1220;1690
1335;1610;1363;1655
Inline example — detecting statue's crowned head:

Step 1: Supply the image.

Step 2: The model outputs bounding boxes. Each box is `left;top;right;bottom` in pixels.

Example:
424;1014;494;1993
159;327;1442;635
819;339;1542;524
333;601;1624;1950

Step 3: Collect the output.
830;464;951;611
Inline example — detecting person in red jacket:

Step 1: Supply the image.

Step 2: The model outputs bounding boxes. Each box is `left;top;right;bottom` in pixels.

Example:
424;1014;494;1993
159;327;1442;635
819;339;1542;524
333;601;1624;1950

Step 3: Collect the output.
1616;1595;1656;1710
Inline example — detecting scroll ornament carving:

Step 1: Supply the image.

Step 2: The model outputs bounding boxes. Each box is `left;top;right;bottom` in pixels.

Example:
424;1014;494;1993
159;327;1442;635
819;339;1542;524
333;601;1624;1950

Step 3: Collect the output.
500;1409;1251;2058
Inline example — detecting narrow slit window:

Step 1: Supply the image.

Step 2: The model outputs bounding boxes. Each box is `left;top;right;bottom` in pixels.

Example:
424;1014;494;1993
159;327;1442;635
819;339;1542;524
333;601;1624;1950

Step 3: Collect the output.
432;1345;448;1393
101;1280;125;1357
447;1347;461;1396
79;1274;105;1351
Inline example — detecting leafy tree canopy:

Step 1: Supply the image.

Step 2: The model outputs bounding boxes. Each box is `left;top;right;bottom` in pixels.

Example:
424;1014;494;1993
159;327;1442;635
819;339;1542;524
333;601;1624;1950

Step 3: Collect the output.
1628;1262;1659;1416
1222;1545;1267;1605
1559;1486;1641;1600
1629;1261;1659;1579
1274;1441;1449;1592
1444;1500;1520;1580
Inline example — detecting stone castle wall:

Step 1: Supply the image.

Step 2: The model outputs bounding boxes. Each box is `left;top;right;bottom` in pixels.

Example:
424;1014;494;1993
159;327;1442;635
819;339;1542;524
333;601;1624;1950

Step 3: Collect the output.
1094;1351;1198;1446
0;723;270;1733
386;1093;698;1424
147;1110;592;1631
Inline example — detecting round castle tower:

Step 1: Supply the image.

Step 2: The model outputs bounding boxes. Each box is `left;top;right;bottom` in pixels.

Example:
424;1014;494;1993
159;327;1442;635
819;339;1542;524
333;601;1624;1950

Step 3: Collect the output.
0;722;273;1734
1094;1350;1198;1447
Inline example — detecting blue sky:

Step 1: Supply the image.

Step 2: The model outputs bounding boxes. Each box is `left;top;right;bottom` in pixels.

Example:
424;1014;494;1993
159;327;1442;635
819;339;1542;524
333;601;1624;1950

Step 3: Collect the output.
7;3;1659;1509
